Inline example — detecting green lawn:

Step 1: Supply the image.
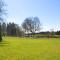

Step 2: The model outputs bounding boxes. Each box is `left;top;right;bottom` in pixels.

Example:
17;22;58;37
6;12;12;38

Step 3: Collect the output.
0;37;60;60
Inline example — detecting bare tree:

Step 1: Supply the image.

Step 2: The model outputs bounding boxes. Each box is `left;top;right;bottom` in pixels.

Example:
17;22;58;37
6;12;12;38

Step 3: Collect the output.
22;17;41;37
32;17;41;33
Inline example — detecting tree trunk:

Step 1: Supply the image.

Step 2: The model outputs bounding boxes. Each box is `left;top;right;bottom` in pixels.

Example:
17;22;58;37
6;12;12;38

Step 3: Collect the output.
0;33;2;42
0;24;2;42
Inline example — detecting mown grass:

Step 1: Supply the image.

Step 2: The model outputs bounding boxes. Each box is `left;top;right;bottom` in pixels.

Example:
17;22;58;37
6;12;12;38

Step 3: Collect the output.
0;37;60;60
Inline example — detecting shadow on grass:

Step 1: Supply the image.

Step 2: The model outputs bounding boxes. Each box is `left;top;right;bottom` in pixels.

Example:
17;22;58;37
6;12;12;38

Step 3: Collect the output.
0;40;9;47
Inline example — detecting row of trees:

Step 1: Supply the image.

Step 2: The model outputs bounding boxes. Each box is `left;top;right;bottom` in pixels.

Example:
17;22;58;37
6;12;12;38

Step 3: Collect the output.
1;16;41;37
1;22;24;37
1;21;60;38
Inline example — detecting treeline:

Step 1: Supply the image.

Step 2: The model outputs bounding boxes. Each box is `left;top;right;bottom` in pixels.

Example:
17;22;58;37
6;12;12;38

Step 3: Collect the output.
1;22;60;38
39;31;60;35
0;16;60;38
0;17;41;37
25;31;60;38
1;22;24;37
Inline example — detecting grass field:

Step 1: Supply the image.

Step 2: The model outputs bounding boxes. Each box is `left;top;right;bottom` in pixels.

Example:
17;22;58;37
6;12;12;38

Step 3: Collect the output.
0;37;60;60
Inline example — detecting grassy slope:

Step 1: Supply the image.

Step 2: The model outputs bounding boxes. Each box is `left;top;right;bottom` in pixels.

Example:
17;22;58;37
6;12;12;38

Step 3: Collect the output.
0;37;60;60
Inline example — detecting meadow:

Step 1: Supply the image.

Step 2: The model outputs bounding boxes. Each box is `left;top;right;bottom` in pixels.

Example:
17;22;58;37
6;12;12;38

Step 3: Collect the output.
0;37;60;60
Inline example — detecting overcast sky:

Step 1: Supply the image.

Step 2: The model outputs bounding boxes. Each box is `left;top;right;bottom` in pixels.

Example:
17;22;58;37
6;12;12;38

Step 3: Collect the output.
5;0;60;31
